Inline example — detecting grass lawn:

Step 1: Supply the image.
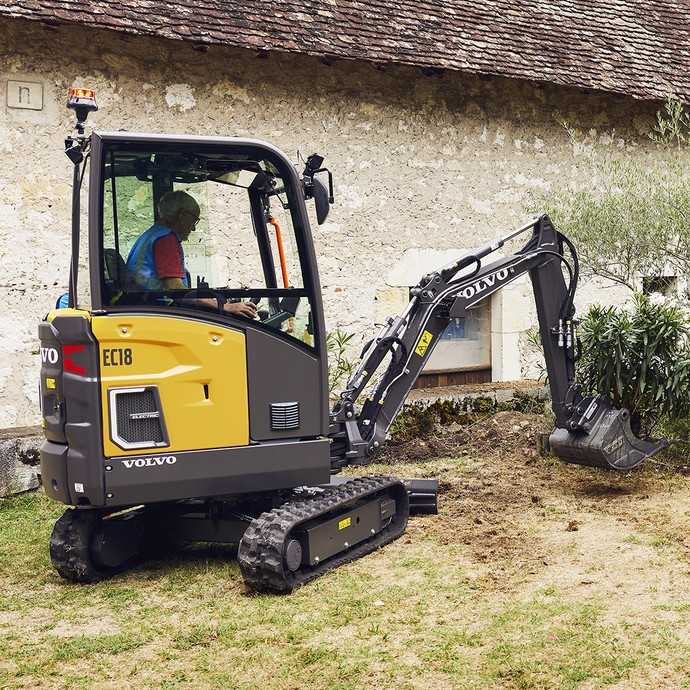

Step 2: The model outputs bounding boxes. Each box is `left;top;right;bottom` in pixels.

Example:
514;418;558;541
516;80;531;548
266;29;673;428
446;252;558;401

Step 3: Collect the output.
1;412;689;690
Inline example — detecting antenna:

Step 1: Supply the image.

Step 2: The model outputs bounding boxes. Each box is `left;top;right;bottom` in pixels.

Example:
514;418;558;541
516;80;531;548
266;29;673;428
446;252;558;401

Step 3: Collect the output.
64;87;98;308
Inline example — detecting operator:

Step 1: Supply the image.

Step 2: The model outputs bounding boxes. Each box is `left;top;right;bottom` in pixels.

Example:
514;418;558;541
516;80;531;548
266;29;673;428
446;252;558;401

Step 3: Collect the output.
126;190;257;318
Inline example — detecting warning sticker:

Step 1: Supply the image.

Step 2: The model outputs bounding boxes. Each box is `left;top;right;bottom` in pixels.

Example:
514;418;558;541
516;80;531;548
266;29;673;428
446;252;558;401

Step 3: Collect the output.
338;517;352;531
414;330;434;357
46;377;56;390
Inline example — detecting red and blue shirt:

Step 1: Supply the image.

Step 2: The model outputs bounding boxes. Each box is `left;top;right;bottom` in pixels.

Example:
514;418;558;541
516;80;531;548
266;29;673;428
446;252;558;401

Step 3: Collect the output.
126;224;190;290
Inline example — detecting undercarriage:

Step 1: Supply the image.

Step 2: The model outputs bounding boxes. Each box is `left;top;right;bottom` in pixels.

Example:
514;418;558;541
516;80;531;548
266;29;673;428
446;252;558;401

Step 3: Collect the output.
50;476;424;592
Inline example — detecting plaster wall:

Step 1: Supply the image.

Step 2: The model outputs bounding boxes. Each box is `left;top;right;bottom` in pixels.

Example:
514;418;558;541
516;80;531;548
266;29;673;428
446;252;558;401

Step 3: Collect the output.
0;19;660;427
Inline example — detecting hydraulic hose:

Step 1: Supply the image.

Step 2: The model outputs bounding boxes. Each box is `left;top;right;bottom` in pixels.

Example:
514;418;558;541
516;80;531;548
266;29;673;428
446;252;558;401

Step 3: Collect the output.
531;249;575;321
558;232;579;319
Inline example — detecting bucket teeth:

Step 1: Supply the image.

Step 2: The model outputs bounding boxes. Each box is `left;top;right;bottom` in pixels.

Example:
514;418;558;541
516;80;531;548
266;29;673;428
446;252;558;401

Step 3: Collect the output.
550;396;667;471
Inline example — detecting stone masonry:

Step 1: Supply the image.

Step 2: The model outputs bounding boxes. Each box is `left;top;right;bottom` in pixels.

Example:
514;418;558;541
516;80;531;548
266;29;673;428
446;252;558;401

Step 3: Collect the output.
0;426;41;496
0;18;662;429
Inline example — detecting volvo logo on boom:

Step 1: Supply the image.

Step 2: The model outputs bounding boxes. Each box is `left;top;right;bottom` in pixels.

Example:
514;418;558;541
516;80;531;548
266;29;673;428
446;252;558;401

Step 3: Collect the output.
460;266;515;300
121;455;177;469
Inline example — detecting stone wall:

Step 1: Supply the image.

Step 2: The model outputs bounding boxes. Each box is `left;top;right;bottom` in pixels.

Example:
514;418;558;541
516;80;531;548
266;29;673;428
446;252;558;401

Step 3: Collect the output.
0;18;660;428
0;426;41;496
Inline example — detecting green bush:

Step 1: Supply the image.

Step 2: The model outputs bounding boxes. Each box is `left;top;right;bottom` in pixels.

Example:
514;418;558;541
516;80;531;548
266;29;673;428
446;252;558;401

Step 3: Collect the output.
537;158;690;290
660;415;690;447
388;402;440;442
577;294;690;436
535;98;690;292
326;328;357;395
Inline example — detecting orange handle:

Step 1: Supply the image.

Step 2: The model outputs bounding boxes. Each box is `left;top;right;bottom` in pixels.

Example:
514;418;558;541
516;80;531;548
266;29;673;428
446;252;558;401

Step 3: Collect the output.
268;216;290;288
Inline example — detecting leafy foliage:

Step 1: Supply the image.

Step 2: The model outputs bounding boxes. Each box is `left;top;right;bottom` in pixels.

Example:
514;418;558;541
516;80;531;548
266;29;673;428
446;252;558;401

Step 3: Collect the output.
650;96;690;149
523;326;548;382
577;294;690;436
660;414;690;451
538;158;690;290
103;176;155;248
537;98;690;290
326;328;357;395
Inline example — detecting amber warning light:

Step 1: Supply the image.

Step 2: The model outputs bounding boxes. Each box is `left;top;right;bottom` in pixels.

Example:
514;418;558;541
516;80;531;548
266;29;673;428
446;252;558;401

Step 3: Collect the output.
67;87;98;111
67;87;98;136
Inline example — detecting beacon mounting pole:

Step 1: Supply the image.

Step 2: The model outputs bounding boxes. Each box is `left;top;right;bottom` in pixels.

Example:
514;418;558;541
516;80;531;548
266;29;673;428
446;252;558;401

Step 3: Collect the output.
64;88;98;309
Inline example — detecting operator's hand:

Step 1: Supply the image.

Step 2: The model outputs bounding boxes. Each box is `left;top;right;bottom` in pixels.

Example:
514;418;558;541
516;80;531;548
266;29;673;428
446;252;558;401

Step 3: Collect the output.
224;301;258;319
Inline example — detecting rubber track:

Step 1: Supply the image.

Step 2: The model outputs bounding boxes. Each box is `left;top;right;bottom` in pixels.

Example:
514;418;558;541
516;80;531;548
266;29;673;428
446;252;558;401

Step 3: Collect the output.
50;509;104;583
238;475;409;593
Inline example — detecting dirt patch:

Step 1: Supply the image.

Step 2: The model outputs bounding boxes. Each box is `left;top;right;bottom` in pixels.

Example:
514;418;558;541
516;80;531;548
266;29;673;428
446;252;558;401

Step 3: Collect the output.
49;617;120;638
385;411;690;601
0;607;55;630
384;412;553;578
380;410;548;465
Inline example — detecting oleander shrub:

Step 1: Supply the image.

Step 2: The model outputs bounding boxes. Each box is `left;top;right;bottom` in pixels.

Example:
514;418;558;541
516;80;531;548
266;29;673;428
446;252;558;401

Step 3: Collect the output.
326;328;357;395
577;294;690;437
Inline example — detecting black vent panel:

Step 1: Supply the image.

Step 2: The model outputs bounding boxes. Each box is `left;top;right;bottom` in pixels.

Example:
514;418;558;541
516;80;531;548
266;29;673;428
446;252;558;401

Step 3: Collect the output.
270;401;300;431
111;387;166;448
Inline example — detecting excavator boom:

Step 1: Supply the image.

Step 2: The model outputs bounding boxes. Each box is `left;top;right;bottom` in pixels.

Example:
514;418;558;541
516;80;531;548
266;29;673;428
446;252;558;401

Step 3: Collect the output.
329;215;667;471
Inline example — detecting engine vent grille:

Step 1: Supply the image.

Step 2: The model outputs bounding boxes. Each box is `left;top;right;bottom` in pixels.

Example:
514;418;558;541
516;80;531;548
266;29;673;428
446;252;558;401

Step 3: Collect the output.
109;386;168;450
270;401;300;431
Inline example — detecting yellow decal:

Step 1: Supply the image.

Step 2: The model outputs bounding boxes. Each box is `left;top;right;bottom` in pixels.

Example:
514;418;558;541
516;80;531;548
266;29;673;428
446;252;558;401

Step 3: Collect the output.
338;517;352;531
46;377;56;390
415;330;434;357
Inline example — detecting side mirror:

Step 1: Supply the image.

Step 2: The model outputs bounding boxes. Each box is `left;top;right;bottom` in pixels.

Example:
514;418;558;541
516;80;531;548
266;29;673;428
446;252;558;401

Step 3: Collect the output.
312;177;330;225
302;153;334;226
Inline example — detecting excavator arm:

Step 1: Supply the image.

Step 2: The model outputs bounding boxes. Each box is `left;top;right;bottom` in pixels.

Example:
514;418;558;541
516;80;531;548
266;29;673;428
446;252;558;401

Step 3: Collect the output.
329;215;667;472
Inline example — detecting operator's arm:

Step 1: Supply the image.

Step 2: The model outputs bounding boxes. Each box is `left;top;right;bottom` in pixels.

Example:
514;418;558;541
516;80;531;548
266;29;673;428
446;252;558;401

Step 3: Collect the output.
160;277;257;318
155;234;257;318
161;277;187;290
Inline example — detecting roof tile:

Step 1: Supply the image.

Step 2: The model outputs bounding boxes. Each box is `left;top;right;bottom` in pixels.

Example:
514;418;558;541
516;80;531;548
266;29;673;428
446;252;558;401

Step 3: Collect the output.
2;0;689;100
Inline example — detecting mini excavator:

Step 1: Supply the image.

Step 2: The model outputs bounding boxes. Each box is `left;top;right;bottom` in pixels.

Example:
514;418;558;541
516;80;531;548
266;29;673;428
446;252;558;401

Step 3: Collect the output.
38;90;666;592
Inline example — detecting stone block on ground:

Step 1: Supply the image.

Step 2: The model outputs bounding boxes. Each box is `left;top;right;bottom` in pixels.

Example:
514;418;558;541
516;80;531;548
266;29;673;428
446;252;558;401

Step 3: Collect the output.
0;426;42;497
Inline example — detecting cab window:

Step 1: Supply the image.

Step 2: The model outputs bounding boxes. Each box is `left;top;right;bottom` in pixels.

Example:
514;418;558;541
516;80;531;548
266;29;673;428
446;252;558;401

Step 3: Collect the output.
101;147;313;347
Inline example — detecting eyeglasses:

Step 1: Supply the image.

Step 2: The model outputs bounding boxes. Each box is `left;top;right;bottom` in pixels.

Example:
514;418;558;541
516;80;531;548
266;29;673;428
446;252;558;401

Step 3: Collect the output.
181;210;201;227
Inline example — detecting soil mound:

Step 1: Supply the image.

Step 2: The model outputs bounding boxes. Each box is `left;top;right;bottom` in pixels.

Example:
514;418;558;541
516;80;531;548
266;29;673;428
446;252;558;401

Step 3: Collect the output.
379;410;549;464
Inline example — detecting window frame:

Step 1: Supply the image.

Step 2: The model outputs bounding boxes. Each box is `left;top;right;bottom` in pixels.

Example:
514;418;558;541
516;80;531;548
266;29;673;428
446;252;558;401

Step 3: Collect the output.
88;132;327;359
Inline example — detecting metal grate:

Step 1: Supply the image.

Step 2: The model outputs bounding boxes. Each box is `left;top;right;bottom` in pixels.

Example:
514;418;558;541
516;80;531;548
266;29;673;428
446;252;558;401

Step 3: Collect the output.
270;401;300;431
114;388;165;446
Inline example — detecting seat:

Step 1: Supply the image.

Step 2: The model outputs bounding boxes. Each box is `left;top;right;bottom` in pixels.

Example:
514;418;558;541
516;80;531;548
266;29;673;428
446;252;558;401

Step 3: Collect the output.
103;248;129;304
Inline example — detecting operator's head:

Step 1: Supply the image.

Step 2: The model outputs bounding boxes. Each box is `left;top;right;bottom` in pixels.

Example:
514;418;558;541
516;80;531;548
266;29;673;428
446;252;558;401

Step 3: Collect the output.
158;190;200;241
